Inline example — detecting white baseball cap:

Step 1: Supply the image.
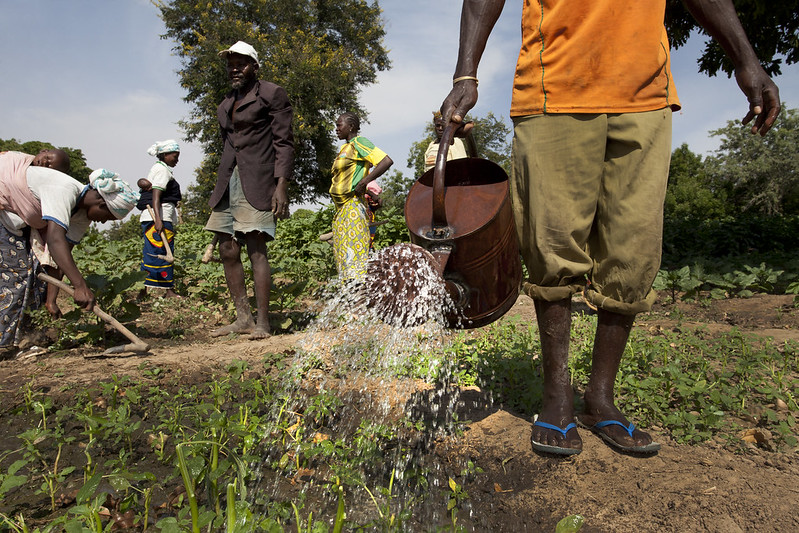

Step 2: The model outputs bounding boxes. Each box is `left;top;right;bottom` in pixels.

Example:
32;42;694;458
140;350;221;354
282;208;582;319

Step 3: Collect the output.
219;41;259;63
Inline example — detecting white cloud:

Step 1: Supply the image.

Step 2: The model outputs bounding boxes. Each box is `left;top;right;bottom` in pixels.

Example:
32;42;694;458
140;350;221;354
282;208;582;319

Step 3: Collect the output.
4;89;203;189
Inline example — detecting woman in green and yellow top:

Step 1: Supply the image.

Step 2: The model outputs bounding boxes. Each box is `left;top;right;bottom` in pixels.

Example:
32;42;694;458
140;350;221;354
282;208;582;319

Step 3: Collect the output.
330;112;393;280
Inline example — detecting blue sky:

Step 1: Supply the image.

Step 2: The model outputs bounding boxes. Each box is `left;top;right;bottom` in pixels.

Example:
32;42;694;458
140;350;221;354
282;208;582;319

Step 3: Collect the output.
2;0;797;209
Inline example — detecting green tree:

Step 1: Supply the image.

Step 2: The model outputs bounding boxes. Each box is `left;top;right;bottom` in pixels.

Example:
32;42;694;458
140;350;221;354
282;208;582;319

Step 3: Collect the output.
470;112;512;173
155;0;391;221
179;153;219;223
106;214;143;242
704;106;799;216
378;169;415;212
665;0;799;77
665;143;728;219
406;112;512;178
0;138;91;182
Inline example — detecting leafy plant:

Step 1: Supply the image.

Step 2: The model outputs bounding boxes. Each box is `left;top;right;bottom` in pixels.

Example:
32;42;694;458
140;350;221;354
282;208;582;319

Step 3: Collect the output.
786;280;799;306
741;262;783;293
446;476;469;532
0;460;28;501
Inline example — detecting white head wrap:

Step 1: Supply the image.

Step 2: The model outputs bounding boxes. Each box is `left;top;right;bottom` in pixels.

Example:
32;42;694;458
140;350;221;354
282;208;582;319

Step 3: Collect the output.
147;139;180;157
89;169;140;219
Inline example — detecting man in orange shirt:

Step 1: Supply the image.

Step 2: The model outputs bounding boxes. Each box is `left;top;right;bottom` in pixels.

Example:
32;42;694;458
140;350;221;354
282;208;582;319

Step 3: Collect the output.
441;0;780;455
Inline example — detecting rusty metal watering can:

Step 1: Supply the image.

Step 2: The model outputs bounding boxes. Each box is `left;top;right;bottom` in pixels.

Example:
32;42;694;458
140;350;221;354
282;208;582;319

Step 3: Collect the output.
400;123;522;328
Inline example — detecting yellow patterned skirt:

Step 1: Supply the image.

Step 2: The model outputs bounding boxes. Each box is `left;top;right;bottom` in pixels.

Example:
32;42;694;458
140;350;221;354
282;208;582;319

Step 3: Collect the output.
332;196;370;281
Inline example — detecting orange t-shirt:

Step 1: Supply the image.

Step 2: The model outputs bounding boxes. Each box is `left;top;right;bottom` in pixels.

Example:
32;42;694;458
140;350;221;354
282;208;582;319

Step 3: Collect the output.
510;0;681;116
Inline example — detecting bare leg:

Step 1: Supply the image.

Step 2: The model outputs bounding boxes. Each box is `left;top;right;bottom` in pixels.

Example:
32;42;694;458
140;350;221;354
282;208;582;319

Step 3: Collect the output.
210;233;255;337
530;298;582;453
244;231;271;339
580;309;656;448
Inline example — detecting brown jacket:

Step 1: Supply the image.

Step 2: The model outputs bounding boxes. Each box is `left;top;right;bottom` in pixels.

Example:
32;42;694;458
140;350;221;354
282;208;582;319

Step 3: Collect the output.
209;80;294;211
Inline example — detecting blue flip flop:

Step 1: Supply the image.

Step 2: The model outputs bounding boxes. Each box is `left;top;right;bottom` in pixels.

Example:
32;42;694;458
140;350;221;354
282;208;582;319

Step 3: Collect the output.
530;420;582;456
583;419;661;454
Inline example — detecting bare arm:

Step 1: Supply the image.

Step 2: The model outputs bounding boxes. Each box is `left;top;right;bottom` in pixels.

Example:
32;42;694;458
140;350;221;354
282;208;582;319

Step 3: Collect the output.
682;0;780;134
354;156;393;196
45;220;95;310
152;188;164;234
440;0;506;125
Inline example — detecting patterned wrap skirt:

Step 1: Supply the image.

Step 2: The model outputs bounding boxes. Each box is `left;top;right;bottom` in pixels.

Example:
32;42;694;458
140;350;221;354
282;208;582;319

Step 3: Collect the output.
141;222;175;289
0;225;44;347
332;197;370;281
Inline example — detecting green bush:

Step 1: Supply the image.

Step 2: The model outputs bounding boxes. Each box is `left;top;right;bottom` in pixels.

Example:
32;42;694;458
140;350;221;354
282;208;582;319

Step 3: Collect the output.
662;215;799;265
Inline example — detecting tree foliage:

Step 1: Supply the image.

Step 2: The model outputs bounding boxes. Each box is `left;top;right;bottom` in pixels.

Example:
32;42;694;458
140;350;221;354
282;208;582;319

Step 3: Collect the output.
406;112;512;178
180;152;220;223
155;0;391;221
377;169;415;212
106;214;143;242
703;106;799;216
665;143;728;219
664;107;799;220
665;0;799;77
0;138;91;182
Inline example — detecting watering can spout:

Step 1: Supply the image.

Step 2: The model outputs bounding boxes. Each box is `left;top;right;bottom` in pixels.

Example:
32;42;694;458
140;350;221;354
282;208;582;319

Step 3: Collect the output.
427;244;468;308
428;245;452;277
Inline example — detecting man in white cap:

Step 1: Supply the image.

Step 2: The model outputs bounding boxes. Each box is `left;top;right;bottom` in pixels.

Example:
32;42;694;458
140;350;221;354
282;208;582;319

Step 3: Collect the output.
205;40;295;339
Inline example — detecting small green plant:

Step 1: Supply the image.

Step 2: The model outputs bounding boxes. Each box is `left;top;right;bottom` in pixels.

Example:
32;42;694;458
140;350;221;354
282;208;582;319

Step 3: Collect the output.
39;442;76;511
555;514;585;533
742;262;783;293
654;266;700;302
0;513;32;533
446;477;469;532
786;280;799;306
361;470;402;531
0;459;29;501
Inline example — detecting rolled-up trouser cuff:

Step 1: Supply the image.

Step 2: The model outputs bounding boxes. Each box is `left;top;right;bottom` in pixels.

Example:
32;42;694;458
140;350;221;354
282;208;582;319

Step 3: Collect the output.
523;282;656;315
584;286;657;315
522;281;584;302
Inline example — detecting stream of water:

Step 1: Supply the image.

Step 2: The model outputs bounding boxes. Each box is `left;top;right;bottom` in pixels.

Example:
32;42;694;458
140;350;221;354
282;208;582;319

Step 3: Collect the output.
247;243;482;529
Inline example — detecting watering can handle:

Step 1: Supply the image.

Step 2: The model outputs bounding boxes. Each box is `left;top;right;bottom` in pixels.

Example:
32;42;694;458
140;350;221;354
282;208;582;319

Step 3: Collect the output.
432;123;457;229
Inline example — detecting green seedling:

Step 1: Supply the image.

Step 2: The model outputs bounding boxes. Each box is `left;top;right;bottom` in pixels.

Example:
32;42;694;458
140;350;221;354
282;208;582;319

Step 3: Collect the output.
38;443;76;511
446;476;469;532
0;459;29;501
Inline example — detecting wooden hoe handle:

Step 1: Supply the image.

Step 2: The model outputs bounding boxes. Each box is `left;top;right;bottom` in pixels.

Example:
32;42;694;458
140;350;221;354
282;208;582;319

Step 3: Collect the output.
37;272;150;353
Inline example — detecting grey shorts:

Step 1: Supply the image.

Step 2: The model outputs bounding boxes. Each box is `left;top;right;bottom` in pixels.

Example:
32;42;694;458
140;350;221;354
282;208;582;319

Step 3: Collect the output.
204;167;276;240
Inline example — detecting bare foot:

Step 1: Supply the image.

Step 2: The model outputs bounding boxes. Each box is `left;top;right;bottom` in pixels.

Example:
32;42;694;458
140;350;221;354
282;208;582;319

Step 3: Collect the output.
210;320;255;338
164;290;182;299
247;324;272;340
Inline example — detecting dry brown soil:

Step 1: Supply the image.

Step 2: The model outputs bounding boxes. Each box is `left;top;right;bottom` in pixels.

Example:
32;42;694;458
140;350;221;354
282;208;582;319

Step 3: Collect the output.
1;292;798;532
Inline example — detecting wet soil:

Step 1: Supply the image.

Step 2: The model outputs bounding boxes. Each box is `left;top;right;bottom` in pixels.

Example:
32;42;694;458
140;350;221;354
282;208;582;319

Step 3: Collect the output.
1;292;798;532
